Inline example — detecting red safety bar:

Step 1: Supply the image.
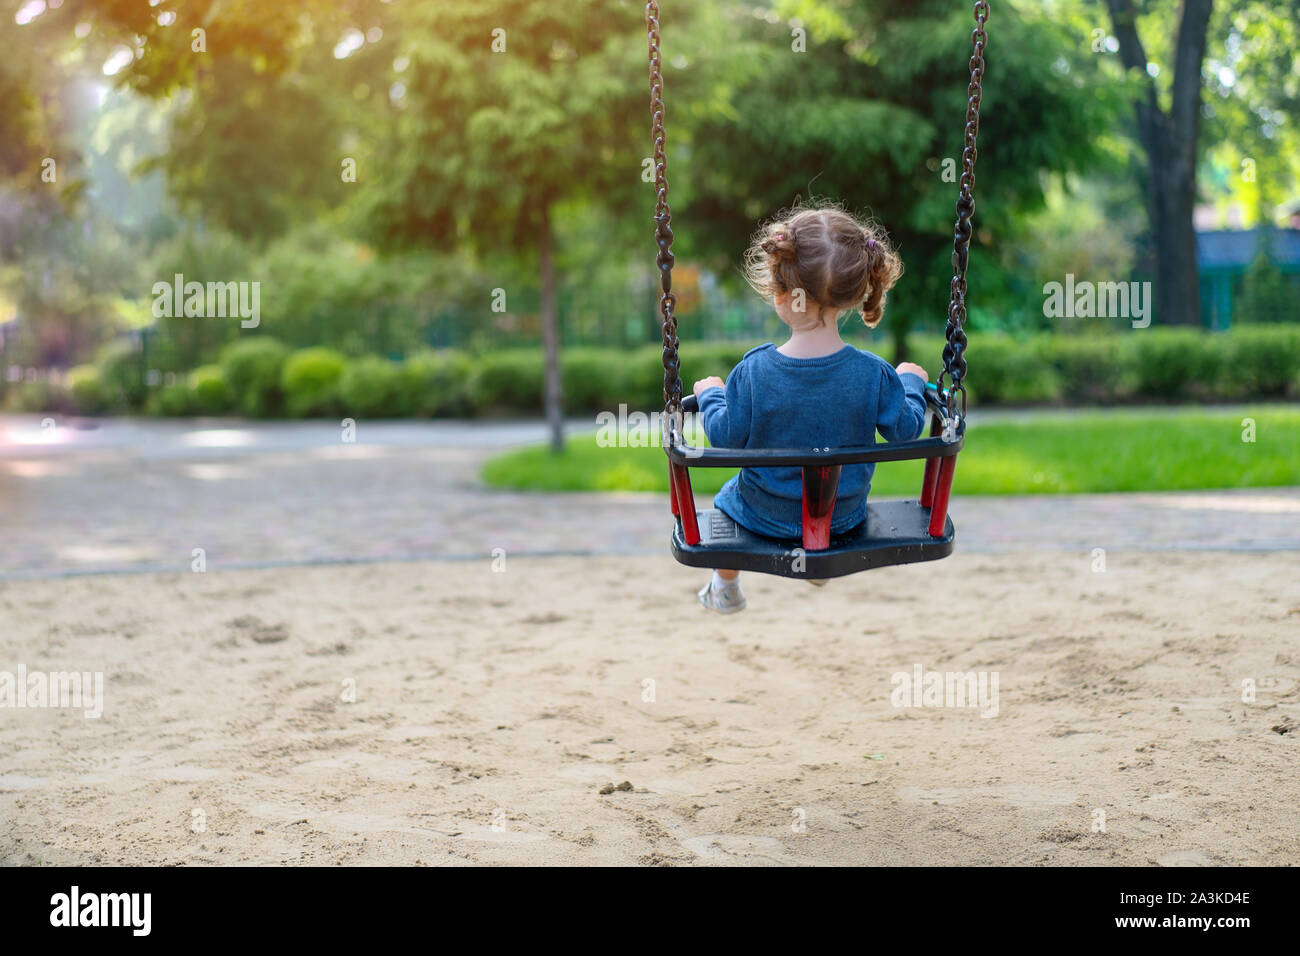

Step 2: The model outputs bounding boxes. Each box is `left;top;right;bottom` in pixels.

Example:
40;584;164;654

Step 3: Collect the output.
669;462;700;545
927;455;957;538
800;464;842;551
919;415;943;508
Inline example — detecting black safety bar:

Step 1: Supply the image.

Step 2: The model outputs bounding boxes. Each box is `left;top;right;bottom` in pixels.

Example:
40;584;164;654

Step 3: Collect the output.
670;387;963;468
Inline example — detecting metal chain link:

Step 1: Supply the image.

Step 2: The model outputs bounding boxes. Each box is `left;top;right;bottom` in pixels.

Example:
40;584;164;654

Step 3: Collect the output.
939;0;989;429
646;2;682;431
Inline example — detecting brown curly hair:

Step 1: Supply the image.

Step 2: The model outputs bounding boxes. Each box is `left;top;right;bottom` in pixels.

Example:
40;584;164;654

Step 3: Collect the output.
742;203;903;328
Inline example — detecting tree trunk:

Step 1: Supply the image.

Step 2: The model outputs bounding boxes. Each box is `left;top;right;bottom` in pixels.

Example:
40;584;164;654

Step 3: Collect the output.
1151;156;1201;326
538;201;565;453
1106;0;1213;326
891;314;909;365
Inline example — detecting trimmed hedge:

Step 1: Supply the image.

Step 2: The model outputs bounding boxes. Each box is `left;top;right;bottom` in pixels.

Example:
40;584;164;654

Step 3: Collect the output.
150;381;194;417
5;380;58;413
96;342;148;411
561;347;624;413
340;355;409;418
1132;329;1226;401
282;347;346;417
191;365;232;415
469;350;545;414
963;337;1063;406
404;349;472;417
1223;325;1300;397
13;325;1300;418
220;337;289;418
65;365;110;415
1036;335;1130;404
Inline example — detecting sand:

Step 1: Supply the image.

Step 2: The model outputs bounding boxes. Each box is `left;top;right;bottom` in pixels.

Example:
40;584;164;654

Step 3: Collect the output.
1;550;1297;866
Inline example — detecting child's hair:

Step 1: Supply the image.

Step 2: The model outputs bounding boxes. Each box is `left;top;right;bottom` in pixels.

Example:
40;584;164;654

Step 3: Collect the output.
742;203;903;328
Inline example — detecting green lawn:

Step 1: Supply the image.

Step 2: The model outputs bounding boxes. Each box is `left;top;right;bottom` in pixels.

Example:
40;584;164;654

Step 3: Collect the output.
481;408;1300;495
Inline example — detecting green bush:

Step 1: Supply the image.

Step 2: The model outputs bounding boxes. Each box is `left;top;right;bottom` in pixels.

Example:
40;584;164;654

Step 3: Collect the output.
621;341;762;412
151;382;195;417
561;347;624;412
339;356;409;418
404;349;473;416
220;337;289;417
469;350;544;414
962;336;1062;405
1220;325;1300;398
282;347;346;417
1040;335;1133;404
5;379;60;413
66;365;109;415
625;344;673;411
680;341;754;386
95;341;147;411
89;326;1300;419
1130;329;1225;401
190;365;232;415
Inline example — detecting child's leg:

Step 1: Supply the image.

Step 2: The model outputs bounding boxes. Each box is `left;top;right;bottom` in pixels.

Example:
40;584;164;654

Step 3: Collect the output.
698;568;746;614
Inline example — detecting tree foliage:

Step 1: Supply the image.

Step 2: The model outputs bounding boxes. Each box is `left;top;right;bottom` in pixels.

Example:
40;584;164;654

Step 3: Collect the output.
666;0;1122;353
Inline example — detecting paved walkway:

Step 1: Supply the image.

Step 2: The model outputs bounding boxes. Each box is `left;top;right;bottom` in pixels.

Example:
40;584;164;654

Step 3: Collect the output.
2;414;1297;578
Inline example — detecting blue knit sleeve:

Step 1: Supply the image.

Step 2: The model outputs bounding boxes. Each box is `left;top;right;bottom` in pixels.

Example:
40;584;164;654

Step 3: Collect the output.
697;360;751;449
876;368;928;443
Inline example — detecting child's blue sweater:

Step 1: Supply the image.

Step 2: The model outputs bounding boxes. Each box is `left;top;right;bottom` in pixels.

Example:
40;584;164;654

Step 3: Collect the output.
697;343;928;539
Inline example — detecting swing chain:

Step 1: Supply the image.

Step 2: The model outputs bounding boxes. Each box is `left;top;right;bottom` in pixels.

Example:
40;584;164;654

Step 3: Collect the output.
939;0;988;429
646;2;682;432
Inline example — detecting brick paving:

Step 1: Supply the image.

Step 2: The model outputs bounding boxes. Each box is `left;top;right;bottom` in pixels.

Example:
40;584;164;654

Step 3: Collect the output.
2;415;1296;578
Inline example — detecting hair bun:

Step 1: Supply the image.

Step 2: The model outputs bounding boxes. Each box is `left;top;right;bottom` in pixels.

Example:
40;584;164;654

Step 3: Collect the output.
760;224;797;262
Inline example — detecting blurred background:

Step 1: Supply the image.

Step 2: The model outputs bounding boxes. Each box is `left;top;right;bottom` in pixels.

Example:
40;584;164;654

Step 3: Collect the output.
0;0;1297;436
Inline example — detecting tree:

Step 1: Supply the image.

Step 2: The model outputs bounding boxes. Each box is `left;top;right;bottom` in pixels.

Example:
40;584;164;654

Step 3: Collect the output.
361;1;649;452
1103;0;1213;325
77;0;382;243
1199;0;1300;222
673;0;1119;359
0;8;163;368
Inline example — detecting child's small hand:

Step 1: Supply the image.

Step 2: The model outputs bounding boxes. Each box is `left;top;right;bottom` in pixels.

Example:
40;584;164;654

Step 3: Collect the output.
693;376;725;397
896;362;929;382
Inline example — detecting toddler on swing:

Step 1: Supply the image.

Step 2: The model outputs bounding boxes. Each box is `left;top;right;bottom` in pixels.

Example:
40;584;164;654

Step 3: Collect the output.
692;204;929;613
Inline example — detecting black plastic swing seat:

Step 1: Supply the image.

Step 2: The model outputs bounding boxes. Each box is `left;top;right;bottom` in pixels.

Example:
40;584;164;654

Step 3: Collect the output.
671;499;955;580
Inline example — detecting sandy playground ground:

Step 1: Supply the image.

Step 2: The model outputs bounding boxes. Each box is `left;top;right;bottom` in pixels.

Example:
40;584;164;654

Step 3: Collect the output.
1;548;1297;866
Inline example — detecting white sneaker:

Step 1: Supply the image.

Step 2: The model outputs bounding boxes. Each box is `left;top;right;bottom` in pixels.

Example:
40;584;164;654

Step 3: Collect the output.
698;576;747;614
